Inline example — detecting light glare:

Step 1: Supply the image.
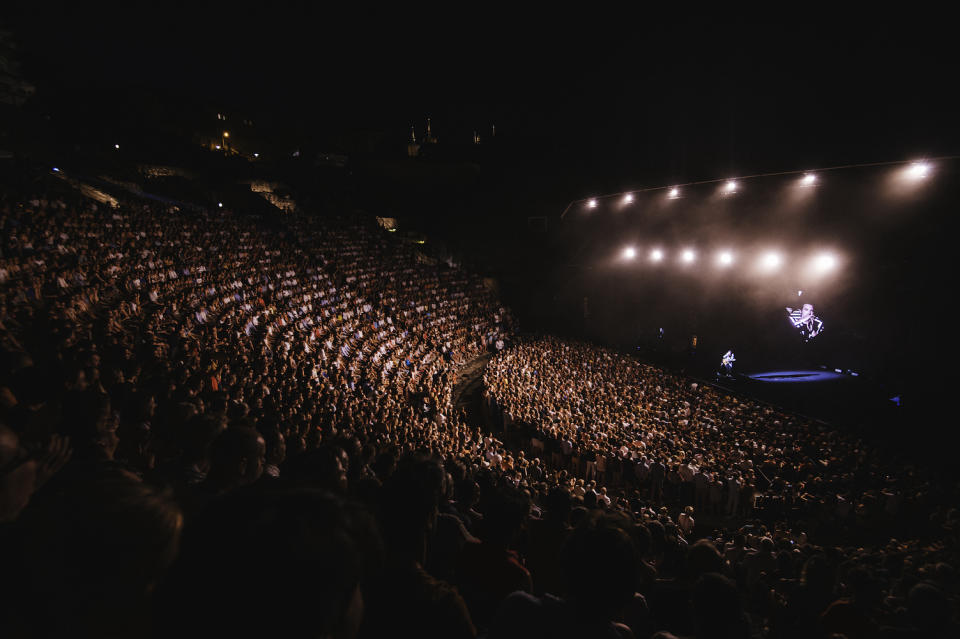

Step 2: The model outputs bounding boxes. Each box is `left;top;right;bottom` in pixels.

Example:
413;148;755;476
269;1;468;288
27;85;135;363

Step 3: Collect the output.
801;173;816;185
668;187;680;199
717;251;733;266
725;180;738;193
761;252;782;270
813;252;837;273
650;249;664;262
681;249;696;263
623;247;636;259
587;199;598;209
623;194;634;204
906;162;931;180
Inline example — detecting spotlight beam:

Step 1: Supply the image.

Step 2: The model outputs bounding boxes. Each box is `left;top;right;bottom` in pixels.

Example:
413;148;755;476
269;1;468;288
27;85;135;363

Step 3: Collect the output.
810;252;838;275
760;251;782;271
906;162;931;179
560;155;958;219
716;251;734;267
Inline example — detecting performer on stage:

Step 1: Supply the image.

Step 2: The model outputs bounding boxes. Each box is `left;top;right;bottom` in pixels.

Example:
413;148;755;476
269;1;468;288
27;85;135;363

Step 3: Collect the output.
786;303;824;342
721;350;735;375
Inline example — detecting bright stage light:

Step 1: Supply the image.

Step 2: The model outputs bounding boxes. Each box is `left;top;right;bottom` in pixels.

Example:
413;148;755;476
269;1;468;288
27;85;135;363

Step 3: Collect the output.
218;202;223;208
760;251;782;271
650;249;664;262
587;199;598;209
717;250;734;266
906;162;931;180
681;249;696;263
623;193;634;204
114;144;120;150
623;247;636;259
668;187;680;199
801;173;816;186
725;180;738;194
812;252;837;274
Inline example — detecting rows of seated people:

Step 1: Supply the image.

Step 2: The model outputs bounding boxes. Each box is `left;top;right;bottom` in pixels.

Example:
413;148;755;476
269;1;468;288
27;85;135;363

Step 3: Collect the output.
483;338;942;543
0;184;957;638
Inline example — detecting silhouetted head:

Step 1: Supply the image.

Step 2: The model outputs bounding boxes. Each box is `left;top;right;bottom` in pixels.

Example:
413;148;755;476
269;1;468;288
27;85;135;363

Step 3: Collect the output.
156;486;379;639
562;510;639;620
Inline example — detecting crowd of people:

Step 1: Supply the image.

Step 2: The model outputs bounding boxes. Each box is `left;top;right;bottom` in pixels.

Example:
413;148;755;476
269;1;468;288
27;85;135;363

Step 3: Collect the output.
485;339;934;537
483;338;959;634
0;178;957;638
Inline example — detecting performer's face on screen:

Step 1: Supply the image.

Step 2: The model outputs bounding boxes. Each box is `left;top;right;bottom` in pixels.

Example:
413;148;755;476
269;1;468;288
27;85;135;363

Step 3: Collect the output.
801;304;814;320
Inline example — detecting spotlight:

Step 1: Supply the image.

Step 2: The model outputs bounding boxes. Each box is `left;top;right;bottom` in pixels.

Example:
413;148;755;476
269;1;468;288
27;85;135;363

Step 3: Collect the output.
717;251;734;267
623;193;634;204
650;249;664;262
906;162;931;180
52;167;60;172
812;252;837;273
760;251;782;271
681;249;696;263
253;152;259;158
623;247;636;259
725;180;738;194
218;202;223;208
215;145;221;150
114;144;120;150
801;173;816;186
668;187;680;199
587;199;598;209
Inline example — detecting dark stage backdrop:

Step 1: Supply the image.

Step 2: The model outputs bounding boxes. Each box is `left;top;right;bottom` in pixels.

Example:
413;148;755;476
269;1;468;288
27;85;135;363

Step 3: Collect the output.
521;161;959;406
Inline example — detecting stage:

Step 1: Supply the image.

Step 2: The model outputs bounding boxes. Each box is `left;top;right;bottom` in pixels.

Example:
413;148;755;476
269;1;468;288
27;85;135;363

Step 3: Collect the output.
705;366;895;429
744;369;851;383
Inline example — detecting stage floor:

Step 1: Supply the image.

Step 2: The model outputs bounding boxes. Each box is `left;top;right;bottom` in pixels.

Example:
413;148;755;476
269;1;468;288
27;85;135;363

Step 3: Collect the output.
705;367;893;428
744;369;850;383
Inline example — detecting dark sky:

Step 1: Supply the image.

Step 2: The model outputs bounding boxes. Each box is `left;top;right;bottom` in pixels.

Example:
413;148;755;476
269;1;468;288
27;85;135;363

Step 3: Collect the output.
6;8;958;187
